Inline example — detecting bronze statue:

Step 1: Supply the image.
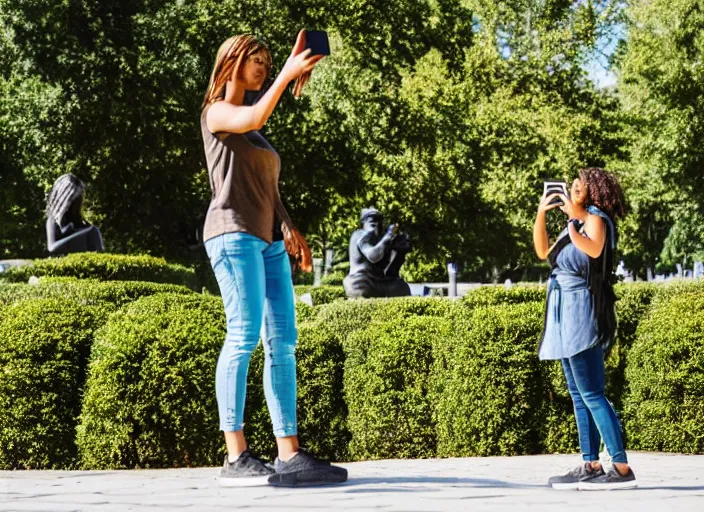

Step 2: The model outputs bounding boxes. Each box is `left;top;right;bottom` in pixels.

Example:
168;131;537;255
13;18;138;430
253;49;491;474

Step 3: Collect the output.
343;208;411;298
46;174;104;255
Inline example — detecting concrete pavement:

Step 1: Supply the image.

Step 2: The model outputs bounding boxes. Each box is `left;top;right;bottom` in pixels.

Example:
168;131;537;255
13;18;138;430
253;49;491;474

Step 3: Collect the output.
1;452;703;511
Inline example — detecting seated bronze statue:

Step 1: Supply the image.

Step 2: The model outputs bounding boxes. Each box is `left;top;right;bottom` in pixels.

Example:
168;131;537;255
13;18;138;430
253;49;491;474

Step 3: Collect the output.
46;174;104;255
343;208;411;298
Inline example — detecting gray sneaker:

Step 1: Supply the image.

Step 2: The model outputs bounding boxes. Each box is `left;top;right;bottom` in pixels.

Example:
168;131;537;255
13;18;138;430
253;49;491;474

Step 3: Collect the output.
548;462;605;490
218;451;274;487
578;466;638;490
268;449;348;487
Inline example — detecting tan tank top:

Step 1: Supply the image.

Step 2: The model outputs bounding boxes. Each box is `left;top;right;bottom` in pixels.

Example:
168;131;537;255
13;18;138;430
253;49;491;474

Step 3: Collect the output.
201;107;291;243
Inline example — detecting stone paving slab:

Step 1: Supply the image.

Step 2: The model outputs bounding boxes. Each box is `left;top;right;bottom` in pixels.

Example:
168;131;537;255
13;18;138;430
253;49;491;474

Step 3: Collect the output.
1;452;703;511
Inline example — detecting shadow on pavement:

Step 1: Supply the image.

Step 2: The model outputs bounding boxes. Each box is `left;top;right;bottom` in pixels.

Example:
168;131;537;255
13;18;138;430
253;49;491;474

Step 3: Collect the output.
340;476;545;491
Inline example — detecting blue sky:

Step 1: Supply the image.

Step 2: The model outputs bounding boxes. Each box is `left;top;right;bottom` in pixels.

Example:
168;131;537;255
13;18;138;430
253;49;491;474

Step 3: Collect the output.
584;22;625;89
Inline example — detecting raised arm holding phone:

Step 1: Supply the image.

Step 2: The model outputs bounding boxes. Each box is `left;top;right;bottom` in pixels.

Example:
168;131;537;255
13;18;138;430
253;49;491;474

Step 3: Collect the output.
200;30;347;488
533;168;636;490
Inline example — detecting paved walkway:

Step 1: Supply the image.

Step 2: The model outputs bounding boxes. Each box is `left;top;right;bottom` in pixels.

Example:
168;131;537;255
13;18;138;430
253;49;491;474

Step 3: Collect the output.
1;453;703;511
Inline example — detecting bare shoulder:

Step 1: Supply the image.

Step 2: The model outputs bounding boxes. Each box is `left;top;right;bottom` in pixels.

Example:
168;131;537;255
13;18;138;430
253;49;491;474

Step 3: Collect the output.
205;101;246;134
584;212;606;240
585;212;606;228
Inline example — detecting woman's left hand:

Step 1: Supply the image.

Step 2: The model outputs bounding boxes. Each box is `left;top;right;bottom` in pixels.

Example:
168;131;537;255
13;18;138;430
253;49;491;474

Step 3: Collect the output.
283;226;313;273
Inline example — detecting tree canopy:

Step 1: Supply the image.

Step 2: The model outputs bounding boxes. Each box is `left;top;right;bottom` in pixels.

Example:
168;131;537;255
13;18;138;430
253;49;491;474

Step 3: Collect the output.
1;0;702;280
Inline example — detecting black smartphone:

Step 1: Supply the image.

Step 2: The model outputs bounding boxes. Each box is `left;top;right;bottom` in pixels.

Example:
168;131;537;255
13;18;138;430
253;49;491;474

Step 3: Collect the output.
305;30;330;56
543;181;568;206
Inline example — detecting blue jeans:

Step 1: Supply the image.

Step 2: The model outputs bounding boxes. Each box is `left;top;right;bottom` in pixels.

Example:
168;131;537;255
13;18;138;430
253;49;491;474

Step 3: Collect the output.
562;344;627;464
205;233;298;438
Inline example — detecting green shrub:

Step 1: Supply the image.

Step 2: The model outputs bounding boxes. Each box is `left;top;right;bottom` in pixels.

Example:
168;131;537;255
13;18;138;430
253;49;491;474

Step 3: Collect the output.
287;297;457;461
295;321;351;461
320;271;345;286
292;269;315;286
0;282;27;305
294;285;312;298
76;293;324;469
344;317;451;460
316;296;455;328
605;282;659;409
0;253;197;289
623;291;704;453
4;280;702;469
0;299;101;469
319;261;349;286
652;278;704;300
310;285;346;305
295;301;315;323
461;284;546;309
538;359;579;454
0;277;195;308
77;293;226;469
433;302;560;457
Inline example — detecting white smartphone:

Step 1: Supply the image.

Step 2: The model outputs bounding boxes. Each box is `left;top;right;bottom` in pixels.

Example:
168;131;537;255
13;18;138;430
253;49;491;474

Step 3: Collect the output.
543;181;568;205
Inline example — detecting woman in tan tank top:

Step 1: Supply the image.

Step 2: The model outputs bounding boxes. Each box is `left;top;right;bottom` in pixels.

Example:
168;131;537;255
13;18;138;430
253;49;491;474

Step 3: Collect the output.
201;31;347;487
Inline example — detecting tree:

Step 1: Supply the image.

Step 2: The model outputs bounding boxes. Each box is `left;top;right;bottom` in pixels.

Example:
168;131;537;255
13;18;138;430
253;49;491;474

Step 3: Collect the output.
614;0;704;276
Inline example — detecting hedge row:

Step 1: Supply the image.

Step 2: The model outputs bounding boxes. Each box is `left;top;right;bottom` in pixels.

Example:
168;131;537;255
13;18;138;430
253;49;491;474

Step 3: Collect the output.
76;294;227;469
0;299;102;469
1;280;703;469
624;290;704;453
0;253;198;290
0;278;197;469
0;277;195;308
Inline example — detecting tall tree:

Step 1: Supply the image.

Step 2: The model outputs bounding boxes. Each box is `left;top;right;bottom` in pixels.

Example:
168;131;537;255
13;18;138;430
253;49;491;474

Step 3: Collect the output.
615;0;704;275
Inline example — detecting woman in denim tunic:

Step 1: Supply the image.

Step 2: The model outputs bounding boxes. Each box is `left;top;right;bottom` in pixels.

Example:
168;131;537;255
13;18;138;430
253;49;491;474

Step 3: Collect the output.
533;168;636;490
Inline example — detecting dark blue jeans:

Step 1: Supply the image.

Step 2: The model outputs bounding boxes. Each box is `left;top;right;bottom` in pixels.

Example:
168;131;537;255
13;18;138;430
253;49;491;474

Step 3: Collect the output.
561;344;628;464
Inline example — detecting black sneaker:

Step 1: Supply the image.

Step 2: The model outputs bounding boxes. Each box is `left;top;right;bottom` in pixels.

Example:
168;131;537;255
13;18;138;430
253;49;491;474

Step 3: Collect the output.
578;466;638;490
218;451;274;487
267;449;348;487
548;462;605;490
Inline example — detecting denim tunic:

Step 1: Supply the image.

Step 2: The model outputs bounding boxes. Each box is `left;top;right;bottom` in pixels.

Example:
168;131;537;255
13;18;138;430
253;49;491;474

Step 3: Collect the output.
538;207;615;360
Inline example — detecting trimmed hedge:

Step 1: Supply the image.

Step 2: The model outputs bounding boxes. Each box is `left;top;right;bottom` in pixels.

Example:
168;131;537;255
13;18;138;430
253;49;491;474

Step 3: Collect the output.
623;291;704;453
315;296;457;329
310;285;346;305
604;282;659;409
77;293;226;469
0;277;195;308
291;297;458;461
294;285;312;297
0;253;198;289
2;277;704;468
0;299;101;469
294;321;351;461
433;302;553;457
344;317;451;460
461;284;545;308
76;293;340;468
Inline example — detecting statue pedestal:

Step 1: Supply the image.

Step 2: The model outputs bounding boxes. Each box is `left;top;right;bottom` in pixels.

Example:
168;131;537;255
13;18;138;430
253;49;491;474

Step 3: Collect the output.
0;259;33;273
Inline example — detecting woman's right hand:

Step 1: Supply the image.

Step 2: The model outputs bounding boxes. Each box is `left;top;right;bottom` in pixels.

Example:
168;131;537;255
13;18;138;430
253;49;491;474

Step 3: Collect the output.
281;30;324;84
538;193;563;215
281;30;323;82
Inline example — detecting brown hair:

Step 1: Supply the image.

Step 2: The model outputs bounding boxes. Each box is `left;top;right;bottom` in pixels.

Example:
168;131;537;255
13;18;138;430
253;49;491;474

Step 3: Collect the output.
579;167;627;221
201;35;272;110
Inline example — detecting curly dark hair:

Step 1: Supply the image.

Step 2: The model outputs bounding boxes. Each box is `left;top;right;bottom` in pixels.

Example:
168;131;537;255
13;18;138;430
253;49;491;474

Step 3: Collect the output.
579;167;627;220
